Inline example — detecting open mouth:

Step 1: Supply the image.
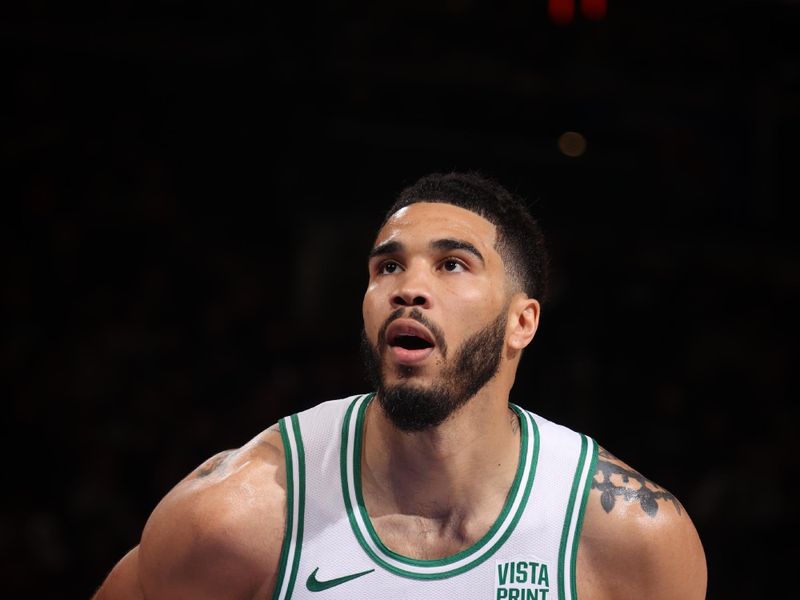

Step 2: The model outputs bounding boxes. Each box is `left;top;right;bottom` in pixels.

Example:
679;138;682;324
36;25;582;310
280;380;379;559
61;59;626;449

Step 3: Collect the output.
391;334;434;351
385;320;437;364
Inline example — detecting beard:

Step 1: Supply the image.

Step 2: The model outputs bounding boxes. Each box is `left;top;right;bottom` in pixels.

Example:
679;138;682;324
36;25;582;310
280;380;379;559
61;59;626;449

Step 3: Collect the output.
360;308;507;432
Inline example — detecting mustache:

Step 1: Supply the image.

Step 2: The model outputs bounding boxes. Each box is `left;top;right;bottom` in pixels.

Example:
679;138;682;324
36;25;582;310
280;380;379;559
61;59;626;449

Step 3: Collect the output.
377;307;448;358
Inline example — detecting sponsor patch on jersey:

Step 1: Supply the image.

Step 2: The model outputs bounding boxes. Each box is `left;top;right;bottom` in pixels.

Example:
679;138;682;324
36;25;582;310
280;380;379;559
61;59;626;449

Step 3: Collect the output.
494;558;551;599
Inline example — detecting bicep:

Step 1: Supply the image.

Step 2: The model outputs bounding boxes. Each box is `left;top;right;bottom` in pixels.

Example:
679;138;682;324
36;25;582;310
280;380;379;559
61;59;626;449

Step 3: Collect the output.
92;546;145;600
642;514;707;600
579;514;707;600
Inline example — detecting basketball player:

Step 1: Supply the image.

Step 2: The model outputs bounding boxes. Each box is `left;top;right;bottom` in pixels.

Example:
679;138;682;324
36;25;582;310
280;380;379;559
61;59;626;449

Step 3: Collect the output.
93;172;707;599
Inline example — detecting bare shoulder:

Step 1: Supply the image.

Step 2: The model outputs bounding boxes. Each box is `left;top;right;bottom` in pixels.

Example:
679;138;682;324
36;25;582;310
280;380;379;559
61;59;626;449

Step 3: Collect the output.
137;423;288;600
577;447;707;600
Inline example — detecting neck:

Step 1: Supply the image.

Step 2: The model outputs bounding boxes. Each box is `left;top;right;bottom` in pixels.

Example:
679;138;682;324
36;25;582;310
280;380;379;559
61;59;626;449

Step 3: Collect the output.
362;381;521;522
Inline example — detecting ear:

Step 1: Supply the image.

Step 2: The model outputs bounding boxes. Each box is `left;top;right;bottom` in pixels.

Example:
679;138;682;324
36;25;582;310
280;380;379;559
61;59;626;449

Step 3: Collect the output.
507;295;540;351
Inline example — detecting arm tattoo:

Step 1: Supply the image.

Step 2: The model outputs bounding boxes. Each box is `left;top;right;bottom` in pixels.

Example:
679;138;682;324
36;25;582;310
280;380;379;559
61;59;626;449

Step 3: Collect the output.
195;450;233;478
591;449;682;518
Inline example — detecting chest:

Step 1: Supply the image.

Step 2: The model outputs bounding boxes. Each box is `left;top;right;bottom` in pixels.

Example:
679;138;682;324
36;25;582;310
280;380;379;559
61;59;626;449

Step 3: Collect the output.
368;512;495;561
274;398;598;600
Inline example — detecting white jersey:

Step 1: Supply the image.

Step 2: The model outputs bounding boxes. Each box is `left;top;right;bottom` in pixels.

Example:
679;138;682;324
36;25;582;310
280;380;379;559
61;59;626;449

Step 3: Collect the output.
273;393;597;600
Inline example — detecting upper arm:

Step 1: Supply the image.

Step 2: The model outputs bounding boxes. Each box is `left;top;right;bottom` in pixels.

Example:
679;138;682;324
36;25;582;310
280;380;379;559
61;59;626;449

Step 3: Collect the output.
577;448;707;600
92;546;144;600
95;427;288;600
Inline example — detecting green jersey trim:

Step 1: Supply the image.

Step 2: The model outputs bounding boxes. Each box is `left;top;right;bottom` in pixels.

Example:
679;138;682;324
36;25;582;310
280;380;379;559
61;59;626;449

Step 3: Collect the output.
340;394;540;579
557;434;598;600
273;415;306;600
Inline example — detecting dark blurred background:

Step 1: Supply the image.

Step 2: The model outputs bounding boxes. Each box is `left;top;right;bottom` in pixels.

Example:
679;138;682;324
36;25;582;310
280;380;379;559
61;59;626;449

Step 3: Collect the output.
4;1;798;597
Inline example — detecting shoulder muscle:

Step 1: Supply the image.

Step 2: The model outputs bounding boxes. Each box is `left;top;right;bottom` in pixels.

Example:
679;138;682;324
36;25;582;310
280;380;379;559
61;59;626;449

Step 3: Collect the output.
577;447;707;600
138;426;288;600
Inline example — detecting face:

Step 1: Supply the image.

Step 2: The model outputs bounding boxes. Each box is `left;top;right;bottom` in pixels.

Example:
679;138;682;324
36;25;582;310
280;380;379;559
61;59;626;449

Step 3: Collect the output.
361;202;512;430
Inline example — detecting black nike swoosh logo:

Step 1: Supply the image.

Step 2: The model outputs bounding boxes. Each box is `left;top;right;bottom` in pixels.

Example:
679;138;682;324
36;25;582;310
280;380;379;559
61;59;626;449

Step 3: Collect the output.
305;567;375;592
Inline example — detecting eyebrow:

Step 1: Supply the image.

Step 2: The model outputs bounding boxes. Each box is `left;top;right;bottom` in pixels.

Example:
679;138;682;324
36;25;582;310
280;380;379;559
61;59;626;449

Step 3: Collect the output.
431;238;485;264
369;240;403;260
368;238;485;265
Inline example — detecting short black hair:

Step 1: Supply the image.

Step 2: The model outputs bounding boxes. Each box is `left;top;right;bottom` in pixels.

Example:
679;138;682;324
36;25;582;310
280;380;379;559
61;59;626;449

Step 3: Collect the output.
383;171;549;302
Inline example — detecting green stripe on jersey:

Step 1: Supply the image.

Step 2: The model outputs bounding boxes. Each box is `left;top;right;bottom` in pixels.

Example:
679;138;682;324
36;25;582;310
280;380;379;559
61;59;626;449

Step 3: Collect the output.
557;434;597;600
273;415;306;600
341;394;539;579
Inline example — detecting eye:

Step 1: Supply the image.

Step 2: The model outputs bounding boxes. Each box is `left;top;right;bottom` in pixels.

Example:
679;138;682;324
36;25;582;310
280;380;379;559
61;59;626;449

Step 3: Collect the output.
441;258;466;273
378;260;402;275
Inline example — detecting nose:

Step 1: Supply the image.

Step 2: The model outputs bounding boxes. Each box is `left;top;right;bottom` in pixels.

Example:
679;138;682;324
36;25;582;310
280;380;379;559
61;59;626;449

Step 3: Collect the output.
390;267;432;309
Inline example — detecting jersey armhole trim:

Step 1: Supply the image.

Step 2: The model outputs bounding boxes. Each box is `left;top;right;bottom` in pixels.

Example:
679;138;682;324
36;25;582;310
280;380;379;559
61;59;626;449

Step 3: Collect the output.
272;415;306;600
557;435;598;600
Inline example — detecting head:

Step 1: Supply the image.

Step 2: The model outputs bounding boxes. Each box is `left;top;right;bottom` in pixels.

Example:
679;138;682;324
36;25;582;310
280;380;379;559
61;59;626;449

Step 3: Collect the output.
388;171;549;300
361;171;548;431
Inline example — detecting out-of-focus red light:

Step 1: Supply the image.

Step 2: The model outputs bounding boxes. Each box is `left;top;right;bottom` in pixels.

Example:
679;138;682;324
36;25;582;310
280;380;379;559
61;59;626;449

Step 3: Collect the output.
548;0;575;25
581;0;607;20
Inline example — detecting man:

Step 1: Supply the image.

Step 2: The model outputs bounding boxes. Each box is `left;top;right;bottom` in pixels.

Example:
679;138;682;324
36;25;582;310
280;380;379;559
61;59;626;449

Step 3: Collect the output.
94;172;707;600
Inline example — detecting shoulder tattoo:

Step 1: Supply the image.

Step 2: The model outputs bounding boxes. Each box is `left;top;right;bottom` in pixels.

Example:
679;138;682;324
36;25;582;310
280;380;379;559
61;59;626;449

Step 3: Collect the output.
591;448;683;518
